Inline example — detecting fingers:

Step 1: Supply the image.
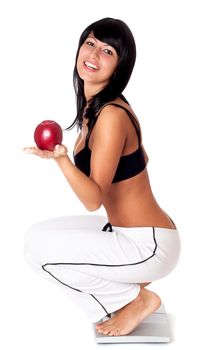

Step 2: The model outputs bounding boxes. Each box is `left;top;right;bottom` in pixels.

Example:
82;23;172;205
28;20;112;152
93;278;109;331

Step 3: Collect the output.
54;144;67;157
23;144;68;159
23;147;54;158
23;146;39;154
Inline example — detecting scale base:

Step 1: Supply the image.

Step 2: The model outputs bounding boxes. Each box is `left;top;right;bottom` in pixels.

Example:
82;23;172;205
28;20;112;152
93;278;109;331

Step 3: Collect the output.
94;305;170;344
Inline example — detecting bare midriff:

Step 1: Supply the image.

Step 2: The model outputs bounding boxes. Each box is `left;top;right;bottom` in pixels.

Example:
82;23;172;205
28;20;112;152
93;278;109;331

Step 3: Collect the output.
103;168;176;229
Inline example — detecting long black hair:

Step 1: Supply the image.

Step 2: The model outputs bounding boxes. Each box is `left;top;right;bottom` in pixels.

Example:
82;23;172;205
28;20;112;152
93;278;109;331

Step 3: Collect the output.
67;17;136;131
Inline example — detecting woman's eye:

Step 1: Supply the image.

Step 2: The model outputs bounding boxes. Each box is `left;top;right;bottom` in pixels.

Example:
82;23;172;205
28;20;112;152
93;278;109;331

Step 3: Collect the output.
86;41;94;47
103;49;113;55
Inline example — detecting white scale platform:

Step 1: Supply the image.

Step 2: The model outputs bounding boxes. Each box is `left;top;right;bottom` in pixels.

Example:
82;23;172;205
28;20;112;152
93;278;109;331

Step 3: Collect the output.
94;305;170;343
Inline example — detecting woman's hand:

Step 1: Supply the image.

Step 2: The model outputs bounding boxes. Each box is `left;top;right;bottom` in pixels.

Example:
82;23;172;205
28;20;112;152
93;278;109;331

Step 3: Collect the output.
23;144;68;159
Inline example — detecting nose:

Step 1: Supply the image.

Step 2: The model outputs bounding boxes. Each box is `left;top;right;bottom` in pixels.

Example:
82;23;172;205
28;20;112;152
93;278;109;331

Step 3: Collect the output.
90;47;100;59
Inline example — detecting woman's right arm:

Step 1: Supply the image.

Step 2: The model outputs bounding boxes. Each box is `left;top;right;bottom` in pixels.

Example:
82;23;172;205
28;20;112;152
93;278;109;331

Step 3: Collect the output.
23;106;127;211
23;145;103;211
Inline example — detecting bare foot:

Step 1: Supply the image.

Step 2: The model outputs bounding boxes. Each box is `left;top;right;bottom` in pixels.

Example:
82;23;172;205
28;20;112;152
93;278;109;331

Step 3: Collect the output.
96;288;161;336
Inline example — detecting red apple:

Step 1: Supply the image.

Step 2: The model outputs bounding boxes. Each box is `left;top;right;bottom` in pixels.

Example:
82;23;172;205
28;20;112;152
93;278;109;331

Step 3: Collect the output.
34;120;63;151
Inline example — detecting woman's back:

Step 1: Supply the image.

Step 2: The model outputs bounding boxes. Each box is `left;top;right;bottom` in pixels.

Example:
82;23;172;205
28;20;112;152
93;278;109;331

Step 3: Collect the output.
74;98;176;229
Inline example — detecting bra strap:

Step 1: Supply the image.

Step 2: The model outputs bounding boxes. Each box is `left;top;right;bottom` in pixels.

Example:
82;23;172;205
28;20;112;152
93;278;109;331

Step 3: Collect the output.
85;103;142;148
107;103;141;146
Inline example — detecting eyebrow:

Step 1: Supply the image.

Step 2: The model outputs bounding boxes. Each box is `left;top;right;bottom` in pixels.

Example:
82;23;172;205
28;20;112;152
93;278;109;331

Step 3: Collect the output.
87;35;115;48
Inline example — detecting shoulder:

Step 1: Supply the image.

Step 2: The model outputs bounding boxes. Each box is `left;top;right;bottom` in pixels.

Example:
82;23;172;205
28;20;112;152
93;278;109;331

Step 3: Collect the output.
90;103;128;149
94;103;129;133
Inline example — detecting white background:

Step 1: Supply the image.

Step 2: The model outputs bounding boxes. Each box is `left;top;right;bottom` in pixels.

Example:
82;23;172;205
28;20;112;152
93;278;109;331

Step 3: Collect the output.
0;0;199;349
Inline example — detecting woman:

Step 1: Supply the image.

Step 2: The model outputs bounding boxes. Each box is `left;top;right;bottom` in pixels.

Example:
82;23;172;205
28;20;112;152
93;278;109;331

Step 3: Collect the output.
24;17;181;337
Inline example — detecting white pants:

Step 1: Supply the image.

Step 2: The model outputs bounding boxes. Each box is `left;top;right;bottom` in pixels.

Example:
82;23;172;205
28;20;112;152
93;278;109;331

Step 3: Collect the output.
24;215;181;322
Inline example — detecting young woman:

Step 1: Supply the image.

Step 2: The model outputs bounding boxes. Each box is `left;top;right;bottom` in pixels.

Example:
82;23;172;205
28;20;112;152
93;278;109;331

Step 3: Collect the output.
24;17;181;337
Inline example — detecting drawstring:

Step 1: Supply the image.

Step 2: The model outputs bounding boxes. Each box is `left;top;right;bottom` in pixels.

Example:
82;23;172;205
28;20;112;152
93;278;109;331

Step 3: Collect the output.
102;222;113;232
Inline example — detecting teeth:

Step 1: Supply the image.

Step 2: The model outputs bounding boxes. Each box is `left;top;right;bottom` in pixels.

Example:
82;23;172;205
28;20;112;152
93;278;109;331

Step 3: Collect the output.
85;61;98;69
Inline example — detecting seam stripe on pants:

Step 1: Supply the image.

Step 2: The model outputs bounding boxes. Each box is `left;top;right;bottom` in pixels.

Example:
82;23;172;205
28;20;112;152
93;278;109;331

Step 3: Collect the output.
41;227;157;318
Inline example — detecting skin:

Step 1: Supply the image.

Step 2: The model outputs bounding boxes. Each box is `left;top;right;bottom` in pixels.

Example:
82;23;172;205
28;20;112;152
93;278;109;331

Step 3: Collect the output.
24;34;176;336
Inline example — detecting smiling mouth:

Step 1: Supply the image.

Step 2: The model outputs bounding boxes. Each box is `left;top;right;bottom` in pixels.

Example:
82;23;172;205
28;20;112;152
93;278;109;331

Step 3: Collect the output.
84;61;98;70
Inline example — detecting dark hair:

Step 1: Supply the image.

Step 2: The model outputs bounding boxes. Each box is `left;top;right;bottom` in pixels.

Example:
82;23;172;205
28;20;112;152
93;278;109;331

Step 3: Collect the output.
67;17;136;131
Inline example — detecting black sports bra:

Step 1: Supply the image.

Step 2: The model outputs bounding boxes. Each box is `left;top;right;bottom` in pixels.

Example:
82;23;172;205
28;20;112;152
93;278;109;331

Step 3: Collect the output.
73;103;147;183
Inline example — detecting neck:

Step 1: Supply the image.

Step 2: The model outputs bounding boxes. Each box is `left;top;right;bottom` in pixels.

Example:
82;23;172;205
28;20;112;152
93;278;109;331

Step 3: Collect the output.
84;82;105;101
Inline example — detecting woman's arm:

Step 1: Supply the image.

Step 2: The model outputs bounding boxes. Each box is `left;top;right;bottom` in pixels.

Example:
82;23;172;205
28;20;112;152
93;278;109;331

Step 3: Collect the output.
89;105;127;193
54;106;127;210
24;105;127;211
54;154;103;211
23;145;103;211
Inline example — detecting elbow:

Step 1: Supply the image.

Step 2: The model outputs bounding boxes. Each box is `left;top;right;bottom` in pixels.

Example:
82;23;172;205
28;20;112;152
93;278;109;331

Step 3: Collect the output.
84;181;104;211
85;199;102;212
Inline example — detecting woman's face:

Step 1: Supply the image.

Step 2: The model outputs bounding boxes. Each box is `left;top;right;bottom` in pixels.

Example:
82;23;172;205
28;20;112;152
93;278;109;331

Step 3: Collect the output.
77;33;119;89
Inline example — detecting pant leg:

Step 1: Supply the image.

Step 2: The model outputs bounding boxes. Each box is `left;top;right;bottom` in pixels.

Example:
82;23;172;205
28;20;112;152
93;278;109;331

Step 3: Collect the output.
24;216;180;322
24;215;141;321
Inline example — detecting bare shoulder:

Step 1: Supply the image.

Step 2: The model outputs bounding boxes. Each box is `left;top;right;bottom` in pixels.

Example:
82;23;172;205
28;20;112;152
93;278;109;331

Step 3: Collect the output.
90;104;128;151
94;103;130;133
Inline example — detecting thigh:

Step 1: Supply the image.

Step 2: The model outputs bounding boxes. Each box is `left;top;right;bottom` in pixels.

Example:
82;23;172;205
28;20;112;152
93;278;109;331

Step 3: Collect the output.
24;215;107;266
25;219;159;284
27;215;107;231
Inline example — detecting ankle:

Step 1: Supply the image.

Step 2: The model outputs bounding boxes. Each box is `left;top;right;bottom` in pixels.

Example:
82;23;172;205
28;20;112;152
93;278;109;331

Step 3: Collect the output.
133;293;145;309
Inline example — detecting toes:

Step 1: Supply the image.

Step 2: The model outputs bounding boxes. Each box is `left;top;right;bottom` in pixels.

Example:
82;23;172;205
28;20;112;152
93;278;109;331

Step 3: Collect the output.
108;331;115;336
96;323;103;329
97;325;121;336
102;326;113;335
96;319;121;337
108;328;120;336
113;328;121;336
97;325;113;335
96;319;111;330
